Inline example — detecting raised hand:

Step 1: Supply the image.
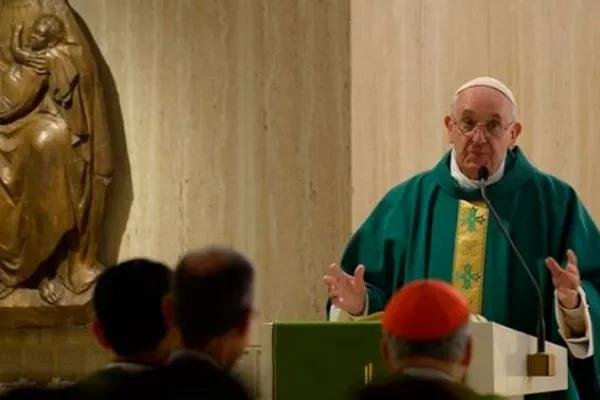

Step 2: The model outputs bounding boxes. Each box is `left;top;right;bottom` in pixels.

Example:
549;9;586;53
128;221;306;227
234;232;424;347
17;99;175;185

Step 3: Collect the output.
545;249;581;309
323;263;367;315
10;23;25;62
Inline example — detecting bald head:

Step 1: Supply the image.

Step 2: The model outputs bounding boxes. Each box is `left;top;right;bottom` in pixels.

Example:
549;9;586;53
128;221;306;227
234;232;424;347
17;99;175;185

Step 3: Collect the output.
179;246;246;274
172;246;255;348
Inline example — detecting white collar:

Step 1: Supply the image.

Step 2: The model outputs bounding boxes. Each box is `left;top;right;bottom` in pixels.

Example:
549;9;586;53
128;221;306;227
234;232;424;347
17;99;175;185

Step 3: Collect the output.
167;349;220;368
103;361;153;372
450;148;506;190
402;367;453;381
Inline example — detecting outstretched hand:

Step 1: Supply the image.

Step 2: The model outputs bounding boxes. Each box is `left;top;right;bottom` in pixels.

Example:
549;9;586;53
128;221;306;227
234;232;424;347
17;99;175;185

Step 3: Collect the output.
545;249;581;309
323;263;367;315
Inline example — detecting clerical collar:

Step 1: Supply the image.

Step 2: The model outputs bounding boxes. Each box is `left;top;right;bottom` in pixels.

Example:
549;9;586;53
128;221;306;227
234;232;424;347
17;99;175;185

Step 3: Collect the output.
104;361;153;372
402;367;453;381
167;349;220;369
450;148;506;190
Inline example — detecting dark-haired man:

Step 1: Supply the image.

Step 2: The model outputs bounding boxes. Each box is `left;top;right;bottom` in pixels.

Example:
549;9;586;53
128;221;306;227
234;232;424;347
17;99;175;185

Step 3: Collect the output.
70;258;177;397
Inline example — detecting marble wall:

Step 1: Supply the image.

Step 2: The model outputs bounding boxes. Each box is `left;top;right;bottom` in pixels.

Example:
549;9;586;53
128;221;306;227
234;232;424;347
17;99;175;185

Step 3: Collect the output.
72;0;351;326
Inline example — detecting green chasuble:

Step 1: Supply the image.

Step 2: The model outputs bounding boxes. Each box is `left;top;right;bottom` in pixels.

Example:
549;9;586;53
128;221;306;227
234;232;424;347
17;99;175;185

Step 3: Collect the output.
331;147;600;400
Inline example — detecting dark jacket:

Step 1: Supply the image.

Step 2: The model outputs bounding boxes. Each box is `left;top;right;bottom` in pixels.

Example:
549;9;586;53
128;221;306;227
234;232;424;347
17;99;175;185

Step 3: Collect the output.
104;350;252;400
67;362;154;400
355;373;504;400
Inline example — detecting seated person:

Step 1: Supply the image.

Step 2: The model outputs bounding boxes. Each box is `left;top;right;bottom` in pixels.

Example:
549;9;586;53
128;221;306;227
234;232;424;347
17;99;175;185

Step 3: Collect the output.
355;279;503;400
68;258;178;398
0;385;65;400
110;246;255;400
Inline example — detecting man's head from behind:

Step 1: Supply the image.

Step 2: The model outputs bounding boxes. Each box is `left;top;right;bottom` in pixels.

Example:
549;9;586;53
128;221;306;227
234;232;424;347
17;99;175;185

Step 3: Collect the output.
164;246;255;370
381;279;472;381
92;258;175;365
444;76;522;180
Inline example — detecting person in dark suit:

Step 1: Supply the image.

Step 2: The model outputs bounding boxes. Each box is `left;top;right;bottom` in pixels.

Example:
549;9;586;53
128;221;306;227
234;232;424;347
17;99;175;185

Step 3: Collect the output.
355;279;503;400
68;258;177;398
356;376;502;400
110;245;255;400
0;386;67;400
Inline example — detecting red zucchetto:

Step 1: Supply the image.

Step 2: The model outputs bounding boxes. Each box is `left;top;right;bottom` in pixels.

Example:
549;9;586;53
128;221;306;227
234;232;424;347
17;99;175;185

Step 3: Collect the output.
382;279;470;340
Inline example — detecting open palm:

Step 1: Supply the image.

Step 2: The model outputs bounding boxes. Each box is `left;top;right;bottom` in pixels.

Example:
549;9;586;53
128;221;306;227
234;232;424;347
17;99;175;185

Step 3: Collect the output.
323;263;367;315
545;249;581;309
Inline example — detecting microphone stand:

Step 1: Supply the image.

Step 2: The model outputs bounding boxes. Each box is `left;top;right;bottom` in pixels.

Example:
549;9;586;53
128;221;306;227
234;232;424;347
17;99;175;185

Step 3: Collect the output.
478;168;555;377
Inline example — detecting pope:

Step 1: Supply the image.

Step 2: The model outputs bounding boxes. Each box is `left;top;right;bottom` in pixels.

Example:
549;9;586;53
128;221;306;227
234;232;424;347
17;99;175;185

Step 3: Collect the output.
323;77;600;399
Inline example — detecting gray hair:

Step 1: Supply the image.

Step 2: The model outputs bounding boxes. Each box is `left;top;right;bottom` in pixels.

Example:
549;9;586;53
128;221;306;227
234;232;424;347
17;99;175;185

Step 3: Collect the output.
386;323;470;363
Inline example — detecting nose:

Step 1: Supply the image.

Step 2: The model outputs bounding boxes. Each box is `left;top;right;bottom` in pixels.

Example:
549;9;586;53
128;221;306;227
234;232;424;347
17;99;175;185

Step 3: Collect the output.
470;126;488;144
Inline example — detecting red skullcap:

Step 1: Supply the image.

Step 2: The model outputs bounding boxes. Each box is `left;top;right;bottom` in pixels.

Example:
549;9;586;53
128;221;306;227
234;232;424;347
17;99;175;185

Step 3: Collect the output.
382;279;470;340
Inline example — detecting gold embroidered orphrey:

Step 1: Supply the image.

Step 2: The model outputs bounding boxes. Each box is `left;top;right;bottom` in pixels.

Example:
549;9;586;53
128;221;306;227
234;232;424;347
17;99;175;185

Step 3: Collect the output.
452;200;490;314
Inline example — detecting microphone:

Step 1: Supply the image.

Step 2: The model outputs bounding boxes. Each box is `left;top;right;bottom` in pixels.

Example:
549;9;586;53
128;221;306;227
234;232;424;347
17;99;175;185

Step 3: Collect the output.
477;166;552;375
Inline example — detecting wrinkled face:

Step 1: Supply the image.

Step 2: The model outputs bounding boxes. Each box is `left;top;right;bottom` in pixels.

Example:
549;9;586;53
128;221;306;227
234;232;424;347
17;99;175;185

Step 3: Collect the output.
444;86;521;180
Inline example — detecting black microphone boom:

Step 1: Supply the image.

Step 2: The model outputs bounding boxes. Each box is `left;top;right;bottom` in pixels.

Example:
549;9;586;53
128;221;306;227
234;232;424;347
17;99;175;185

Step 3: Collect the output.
477;166;547;356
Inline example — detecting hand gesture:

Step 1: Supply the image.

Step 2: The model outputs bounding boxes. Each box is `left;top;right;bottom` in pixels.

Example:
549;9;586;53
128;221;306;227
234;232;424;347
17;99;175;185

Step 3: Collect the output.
11;23;23;39
545;249;581;309
323;263;367;315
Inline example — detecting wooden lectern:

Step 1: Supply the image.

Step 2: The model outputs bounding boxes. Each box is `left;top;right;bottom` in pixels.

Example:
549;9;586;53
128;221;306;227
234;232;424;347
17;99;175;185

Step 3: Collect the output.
259;318;568;400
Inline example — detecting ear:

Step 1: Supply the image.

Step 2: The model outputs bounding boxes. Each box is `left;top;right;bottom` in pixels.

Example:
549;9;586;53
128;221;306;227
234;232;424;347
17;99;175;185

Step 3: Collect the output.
444;115;455;144
461;336;473;367
91;319;111;350
162;293;175;328
234;308;252;336
509;122;522;148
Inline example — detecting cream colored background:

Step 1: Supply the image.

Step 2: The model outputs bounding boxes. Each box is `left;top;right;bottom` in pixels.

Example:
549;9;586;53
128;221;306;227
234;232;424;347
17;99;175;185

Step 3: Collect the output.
3;0;600;394
72;0;352;329
352;0;600;227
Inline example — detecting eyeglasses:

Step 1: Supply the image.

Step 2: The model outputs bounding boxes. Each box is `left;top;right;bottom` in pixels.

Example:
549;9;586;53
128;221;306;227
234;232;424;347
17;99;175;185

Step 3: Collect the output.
454;117;515;138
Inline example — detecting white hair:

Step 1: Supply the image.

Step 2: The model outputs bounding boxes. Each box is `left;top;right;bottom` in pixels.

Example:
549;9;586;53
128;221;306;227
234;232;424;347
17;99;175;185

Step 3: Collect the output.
386;323;471;363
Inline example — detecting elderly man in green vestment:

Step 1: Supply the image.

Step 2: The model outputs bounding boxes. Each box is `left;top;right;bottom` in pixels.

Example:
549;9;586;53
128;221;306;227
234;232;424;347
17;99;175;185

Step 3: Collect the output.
323;77;600;400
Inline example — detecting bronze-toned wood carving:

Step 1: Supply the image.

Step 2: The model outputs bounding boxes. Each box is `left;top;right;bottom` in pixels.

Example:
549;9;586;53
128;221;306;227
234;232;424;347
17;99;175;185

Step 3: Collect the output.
0;0;113;324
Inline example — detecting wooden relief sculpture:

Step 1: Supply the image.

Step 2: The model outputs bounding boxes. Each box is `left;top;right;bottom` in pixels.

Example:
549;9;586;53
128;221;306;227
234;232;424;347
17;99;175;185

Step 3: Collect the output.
0;0;113;323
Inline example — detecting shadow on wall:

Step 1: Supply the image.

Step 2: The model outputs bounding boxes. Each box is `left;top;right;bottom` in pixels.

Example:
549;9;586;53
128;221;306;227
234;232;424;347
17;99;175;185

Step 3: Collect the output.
70;6;133;267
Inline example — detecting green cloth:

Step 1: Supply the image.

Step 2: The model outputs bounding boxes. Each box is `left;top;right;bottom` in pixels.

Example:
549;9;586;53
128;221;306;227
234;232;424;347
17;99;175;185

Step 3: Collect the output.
272;322;387;400
330;147;600;400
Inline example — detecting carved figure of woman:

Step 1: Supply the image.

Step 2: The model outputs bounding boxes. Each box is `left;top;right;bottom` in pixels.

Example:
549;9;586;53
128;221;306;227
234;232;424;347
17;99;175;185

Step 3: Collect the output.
0;0;113;306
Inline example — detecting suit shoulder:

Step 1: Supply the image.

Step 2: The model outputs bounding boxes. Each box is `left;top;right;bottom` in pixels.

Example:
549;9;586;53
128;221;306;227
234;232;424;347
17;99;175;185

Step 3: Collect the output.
158;360;251;399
